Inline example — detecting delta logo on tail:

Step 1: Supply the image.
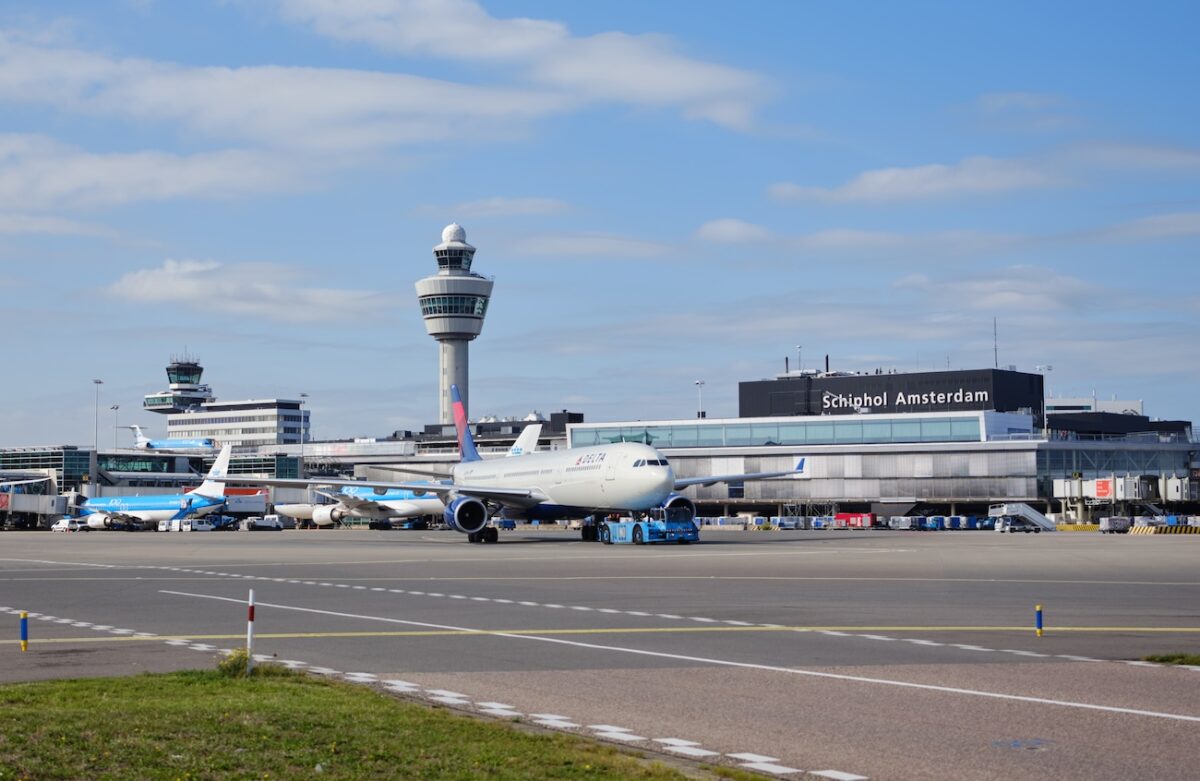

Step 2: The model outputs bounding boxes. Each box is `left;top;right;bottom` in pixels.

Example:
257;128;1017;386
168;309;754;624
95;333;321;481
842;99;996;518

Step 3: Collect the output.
450;385;482;462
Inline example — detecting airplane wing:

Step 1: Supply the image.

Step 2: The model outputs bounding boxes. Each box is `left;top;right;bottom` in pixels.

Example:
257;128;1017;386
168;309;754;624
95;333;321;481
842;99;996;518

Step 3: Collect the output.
233;475;541;504
674;464;805;489
371;465;453;479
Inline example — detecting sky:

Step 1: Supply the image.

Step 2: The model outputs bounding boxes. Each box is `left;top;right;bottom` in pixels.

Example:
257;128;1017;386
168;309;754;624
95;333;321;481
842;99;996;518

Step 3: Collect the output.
2;0;1199;447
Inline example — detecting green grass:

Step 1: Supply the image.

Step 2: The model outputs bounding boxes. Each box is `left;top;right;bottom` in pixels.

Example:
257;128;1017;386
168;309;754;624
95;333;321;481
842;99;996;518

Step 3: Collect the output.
1143;653;1200;666
0;663;753;780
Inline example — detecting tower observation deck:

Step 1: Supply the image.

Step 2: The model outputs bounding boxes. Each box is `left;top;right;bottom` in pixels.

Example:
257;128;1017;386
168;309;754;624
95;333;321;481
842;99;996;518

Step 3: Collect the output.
415;223;494;424
142;353;215;414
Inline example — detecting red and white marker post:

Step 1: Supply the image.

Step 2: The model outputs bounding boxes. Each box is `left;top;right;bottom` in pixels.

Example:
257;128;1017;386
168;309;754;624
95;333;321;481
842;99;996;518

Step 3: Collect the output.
246;589;256;675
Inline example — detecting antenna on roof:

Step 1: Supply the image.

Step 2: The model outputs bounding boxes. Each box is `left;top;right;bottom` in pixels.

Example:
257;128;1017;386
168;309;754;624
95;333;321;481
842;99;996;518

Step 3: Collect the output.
993;317;998;369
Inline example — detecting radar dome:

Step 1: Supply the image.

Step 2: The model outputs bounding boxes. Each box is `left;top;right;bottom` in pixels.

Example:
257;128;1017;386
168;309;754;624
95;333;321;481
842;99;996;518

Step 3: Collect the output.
442;223;466;243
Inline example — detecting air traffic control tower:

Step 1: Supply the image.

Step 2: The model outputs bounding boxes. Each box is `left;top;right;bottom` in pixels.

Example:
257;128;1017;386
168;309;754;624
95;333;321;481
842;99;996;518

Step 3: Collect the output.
415;223;494;424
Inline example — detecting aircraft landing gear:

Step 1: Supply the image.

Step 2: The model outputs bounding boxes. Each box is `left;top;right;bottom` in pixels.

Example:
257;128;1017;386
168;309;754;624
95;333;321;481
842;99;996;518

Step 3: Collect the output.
468;527;500;544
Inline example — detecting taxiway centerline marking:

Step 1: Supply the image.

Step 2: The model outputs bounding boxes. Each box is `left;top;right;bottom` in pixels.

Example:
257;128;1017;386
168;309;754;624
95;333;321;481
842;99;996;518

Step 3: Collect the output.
159;589;1200;724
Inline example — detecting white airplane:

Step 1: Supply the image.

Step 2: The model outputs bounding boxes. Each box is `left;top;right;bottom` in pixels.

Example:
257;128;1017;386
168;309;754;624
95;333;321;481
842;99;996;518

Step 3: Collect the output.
275;424;544;528
237;387;797;543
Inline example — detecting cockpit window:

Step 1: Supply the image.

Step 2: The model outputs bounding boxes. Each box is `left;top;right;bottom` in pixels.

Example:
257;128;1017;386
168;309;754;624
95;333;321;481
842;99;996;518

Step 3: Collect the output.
633;458;669;467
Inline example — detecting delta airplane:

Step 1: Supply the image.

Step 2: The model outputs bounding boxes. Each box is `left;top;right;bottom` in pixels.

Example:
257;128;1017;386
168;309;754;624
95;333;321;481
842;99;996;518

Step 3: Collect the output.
127;424;218;451
238;387;797;543
274;424;543;527
73;445;232;530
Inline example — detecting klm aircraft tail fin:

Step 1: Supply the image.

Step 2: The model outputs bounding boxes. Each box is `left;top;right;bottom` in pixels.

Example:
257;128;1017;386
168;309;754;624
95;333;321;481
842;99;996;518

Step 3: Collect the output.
127;424;150;448
193;444;232;498
450;385;482;463
507;423;541;457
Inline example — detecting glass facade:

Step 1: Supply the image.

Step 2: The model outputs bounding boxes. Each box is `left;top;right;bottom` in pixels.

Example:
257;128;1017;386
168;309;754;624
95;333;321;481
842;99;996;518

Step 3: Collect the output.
0;448;91;491
570;416;983;448
419;295;489;318
1036;447;1189;480
435;248;473;271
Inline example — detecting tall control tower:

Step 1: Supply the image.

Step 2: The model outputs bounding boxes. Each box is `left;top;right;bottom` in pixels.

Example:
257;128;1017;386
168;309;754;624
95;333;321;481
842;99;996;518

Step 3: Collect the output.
415;223;494;424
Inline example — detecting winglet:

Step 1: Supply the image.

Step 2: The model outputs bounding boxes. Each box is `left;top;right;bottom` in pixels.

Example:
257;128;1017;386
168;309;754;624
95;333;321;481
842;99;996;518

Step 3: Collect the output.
451;385;482;463
193;444;232;498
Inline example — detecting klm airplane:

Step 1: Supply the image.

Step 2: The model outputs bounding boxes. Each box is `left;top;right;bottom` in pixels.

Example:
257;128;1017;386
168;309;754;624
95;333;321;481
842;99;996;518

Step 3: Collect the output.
127;424;217;451
75;445;232;530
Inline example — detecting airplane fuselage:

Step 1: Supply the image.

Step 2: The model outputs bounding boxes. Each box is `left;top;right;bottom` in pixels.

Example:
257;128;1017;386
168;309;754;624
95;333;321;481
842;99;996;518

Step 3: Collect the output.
275;486;444;521
454;442;674;518
78;492;224;524
139;439;218;451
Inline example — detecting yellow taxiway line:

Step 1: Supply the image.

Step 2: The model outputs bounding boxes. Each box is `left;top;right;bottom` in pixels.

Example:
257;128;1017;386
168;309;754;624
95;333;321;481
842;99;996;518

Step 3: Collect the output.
6;624;1200;645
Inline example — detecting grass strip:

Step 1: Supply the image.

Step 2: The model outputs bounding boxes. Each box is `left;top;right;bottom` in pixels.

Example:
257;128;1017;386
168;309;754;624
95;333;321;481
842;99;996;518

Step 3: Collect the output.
0;665;751;781
1142;653;1200;666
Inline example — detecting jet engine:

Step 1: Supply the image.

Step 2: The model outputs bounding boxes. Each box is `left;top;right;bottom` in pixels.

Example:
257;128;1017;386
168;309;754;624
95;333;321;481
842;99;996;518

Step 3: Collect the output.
659;494;697;522
85;514;114;530
443;497;488;535
312;505;346;527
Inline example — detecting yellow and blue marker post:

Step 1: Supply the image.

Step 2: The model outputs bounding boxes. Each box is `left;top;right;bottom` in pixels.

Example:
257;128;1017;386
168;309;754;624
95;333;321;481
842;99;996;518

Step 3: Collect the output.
20;610;28;652
1035;604;1044;638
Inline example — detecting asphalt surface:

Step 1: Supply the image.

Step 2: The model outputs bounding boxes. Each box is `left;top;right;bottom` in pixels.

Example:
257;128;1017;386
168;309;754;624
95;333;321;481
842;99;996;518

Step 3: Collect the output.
1;527;1197;781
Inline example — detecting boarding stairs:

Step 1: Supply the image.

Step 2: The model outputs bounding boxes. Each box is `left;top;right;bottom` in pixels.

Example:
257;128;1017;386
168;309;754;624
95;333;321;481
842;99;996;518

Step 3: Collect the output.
988;503;1056;531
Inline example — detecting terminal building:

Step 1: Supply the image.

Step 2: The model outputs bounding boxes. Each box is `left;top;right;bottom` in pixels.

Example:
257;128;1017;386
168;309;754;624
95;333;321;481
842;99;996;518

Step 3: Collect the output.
567;366;1196;520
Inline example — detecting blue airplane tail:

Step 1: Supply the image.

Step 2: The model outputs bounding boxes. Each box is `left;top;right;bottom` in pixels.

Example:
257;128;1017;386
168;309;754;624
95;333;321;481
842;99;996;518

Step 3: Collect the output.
450;385;482;463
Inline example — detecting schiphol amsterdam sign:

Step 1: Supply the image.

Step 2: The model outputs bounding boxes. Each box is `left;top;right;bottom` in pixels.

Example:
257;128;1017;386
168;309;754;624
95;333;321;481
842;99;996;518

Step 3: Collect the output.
821;387;990;412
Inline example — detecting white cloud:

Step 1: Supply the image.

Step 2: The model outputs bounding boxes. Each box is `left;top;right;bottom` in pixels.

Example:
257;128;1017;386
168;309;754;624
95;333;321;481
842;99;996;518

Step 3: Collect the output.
0;134;301;209
971;92;1076;133
107;258;385;323
1100;212;1200;241
0;32;569;153
792;228;1019;254
273;0;767;130
1068;141;1200;171
695;218;771;243
770;156;1061;203
444;197;569;219
0;212;114;237
894;265;1100;313
513;233;674;259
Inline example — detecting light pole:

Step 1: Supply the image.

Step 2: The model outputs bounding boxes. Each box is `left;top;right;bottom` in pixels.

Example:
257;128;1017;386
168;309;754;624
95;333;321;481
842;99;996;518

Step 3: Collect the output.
91;379;103;450
110;404;119;448
695;380;705;419
796;344;802;373
299;392;308;477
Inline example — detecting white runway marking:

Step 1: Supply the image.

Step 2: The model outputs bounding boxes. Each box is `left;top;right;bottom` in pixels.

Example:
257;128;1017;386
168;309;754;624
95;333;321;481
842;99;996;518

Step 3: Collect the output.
158;589;1200;724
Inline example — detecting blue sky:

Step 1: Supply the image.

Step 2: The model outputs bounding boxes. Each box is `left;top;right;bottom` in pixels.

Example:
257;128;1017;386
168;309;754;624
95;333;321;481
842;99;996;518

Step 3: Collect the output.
2;1;1198;446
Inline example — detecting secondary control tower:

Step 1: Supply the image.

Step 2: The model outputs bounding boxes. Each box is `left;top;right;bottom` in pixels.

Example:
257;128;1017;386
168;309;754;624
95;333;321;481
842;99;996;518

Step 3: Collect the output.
142;352;215;414
415;223;494;424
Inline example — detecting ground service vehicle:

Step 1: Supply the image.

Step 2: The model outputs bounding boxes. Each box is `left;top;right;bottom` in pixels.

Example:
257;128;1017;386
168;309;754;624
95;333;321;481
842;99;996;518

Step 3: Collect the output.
1099;517;1131;534
51;519;89;532
600;508;699;545
996;517;1041;534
